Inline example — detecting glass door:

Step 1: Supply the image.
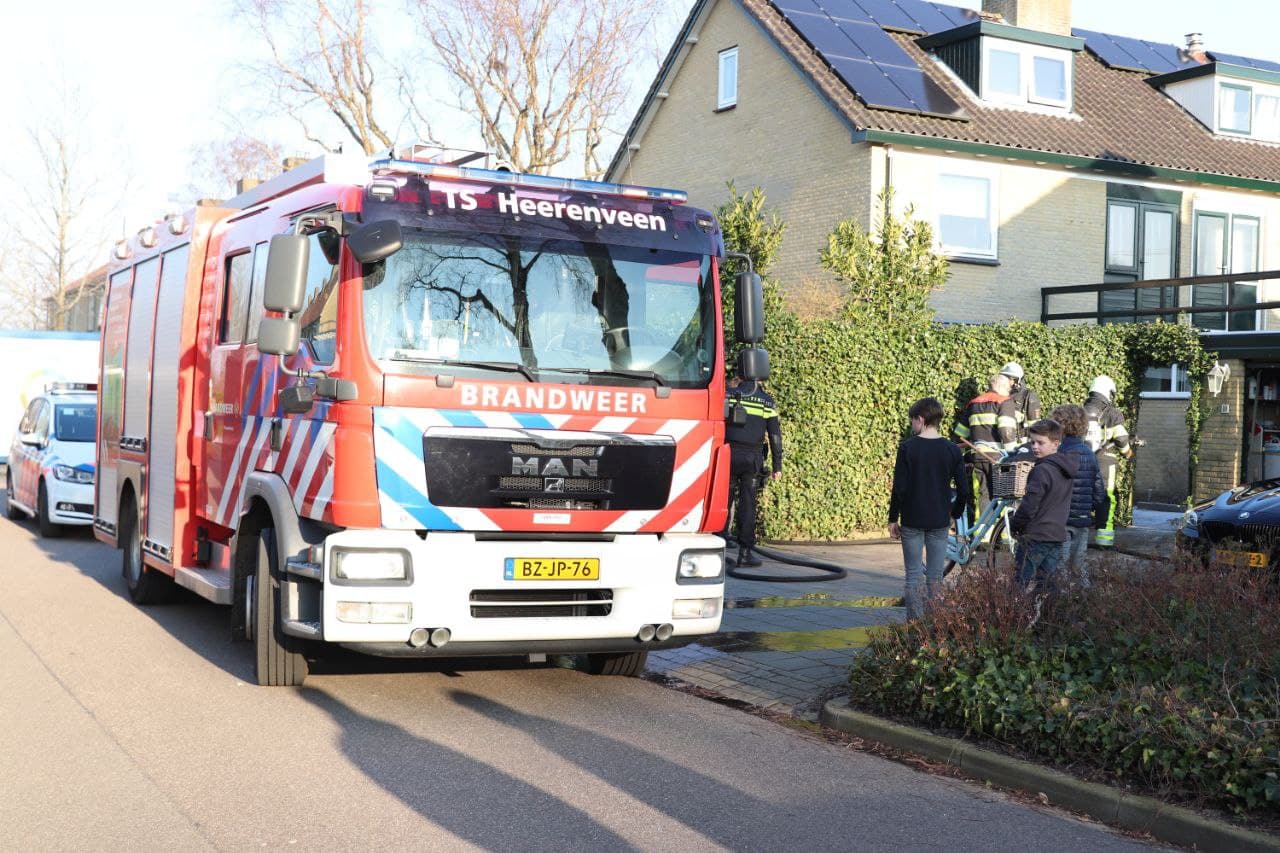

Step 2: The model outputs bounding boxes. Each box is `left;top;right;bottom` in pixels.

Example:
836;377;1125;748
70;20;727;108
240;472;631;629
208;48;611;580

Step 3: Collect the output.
1193;212;1260;331
1102;199;1178;323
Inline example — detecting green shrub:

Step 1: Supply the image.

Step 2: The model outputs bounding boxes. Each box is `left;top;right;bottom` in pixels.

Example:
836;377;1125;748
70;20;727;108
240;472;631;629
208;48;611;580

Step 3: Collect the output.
719;188;1214;540
847;562;1280;815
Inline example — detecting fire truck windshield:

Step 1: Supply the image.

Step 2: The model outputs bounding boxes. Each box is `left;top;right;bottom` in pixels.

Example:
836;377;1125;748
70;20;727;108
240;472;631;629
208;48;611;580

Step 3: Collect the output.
361;232;716;388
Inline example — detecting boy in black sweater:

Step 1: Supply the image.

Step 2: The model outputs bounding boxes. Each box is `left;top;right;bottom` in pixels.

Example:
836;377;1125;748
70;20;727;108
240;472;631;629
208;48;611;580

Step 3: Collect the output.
1009;419;1078;595
888;398;972;619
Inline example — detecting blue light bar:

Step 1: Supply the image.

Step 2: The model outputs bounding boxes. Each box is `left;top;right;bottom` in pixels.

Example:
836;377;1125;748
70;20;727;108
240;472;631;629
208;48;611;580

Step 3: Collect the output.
367;158;687;204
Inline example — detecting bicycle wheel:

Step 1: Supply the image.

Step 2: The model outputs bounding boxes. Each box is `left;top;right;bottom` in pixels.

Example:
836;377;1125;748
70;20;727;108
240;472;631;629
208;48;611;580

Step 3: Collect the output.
985;516;1014;571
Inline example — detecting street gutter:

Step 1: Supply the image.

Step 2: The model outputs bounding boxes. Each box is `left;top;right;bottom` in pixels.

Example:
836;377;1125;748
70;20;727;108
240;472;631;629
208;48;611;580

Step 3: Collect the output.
822;698;1280;853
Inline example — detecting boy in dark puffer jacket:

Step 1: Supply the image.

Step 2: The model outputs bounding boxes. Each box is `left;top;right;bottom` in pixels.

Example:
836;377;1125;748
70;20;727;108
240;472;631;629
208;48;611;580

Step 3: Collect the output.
1050;404;1108;587
1010;419;1077;595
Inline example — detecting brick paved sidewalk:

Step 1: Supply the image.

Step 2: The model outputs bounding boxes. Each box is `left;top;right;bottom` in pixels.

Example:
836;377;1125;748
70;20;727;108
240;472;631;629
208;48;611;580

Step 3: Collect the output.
648;515;1180;719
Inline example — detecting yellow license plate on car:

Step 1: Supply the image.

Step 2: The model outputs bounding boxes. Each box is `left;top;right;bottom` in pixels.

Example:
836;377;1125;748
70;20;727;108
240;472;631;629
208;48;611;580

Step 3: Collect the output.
1211;549;1269;569
504;557;600;580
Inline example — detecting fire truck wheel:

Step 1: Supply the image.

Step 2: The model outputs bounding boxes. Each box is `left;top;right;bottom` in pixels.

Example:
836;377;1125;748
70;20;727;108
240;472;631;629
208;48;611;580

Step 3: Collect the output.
583;651;648;677
36;481;62;538
120;499;174;604
5;477;24;520
253;527;309;687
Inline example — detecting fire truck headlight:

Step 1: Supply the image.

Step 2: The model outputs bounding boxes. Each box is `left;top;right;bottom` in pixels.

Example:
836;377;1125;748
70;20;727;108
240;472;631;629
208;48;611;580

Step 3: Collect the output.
676;550;723;584
53;465;94;484
332;549;411;582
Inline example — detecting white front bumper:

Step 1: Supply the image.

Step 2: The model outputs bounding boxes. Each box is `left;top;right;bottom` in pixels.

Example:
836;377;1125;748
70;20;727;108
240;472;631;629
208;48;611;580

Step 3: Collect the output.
314;530;725;647
46;479;95;525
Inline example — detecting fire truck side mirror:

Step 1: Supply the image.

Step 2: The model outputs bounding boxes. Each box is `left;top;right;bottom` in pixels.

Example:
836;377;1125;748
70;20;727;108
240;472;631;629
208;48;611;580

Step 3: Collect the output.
258;317;300;357
738;347;770;381
734;271;765;344
263;234;310;313
347;219;404;264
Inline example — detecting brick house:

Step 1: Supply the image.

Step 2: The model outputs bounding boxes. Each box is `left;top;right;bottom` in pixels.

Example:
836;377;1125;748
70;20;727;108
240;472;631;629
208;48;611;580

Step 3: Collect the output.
608;0;1280;505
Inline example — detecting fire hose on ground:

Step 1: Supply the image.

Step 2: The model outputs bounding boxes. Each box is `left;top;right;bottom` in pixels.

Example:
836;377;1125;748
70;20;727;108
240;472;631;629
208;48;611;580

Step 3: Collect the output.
722;472;848;582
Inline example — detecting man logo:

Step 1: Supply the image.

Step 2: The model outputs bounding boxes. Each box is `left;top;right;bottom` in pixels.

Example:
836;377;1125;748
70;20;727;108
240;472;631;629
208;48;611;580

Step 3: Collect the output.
544;478;566;493
512;456;599;477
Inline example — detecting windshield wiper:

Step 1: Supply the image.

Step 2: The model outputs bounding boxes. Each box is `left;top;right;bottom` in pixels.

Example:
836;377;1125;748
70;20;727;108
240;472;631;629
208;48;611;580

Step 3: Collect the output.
547;367;667;387
388;355;537;382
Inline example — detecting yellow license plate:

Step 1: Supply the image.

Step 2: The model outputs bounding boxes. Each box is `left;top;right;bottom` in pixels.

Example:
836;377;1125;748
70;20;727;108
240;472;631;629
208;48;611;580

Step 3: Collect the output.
504;557;600;580
1211;549;1269;569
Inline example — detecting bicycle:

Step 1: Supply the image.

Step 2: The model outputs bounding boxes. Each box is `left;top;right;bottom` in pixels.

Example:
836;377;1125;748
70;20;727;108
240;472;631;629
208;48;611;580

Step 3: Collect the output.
944;447;1031;576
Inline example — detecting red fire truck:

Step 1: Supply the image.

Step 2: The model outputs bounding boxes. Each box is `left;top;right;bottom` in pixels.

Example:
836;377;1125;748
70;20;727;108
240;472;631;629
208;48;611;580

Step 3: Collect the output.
96;146;766;685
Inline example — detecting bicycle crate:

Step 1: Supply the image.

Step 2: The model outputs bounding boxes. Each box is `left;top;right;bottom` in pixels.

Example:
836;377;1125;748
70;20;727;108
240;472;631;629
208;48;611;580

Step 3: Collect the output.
991;460;1034;498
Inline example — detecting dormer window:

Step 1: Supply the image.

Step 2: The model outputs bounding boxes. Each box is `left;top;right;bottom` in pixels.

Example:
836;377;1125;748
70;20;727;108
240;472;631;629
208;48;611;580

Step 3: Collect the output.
981;37;1073;108
920;21;1083;115
1154;63;1280;143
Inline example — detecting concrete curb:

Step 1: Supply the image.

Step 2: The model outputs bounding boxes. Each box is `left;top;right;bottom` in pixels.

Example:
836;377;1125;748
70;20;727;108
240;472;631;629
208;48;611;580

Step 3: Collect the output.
821;698;1280;852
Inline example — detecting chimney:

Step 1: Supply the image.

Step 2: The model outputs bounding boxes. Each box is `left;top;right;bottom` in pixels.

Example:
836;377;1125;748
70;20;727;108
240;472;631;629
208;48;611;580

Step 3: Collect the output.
235;176;261;195
1184;32;1209;63
981;0;1072;36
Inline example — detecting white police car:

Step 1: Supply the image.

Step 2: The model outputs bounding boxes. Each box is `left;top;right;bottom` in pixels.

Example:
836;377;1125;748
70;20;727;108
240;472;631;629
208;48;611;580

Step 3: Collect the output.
6;384;97;536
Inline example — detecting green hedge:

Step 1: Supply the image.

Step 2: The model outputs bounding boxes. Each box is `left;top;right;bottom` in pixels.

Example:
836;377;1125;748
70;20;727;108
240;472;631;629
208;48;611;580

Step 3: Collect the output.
713;186;1213;541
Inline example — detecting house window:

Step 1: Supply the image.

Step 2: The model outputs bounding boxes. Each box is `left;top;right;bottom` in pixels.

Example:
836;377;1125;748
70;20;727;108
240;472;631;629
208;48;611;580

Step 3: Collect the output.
717;47;738;110
1192;211;1261;332
1256;93;1280;138
1141;364;1192;398
980;37;1072;111
1031;55;1067;105
936;171;997;259
1218;83;1252;133
987;49;1021;97
1101;197;1179;323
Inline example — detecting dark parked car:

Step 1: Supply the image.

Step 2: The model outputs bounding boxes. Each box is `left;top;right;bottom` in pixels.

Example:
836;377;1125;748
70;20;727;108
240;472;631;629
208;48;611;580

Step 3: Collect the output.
1177;479;1280;568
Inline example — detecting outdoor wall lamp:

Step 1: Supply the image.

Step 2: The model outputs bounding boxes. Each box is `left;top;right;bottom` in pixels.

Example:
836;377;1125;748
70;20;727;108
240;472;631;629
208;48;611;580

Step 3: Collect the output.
1207;361;1231;396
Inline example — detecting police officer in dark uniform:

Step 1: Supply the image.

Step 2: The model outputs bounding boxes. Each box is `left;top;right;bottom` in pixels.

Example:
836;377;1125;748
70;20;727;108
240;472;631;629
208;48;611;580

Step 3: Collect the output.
724;360;783;568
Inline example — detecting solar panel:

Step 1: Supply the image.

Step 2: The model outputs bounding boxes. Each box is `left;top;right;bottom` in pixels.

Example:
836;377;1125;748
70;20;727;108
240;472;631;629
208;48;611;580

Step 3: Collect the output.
1211;52;1280;73
840;0;925;34
778;2;964;117
1074;29;1152;72
1142;40;1200;72
891;0;956;34
1107;34;1178;73
928;1;974;28
773;0;823;12
783;10;864;58
842;18;919;66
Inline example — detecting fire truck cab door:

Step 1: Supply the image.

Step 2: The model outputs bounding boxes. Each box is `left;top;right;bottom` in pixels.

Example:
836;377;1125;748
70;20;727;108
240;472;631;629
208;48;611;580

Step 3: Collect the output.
204;248;262;527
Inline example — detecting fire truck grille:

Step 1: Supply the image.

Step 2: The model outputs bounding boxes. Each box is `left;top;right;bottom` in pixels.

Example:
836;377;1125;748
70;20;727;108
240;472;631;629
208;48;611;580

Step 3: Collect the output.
527;498;602;510
499;476;543;490
509;442;599;458
469;588;613;618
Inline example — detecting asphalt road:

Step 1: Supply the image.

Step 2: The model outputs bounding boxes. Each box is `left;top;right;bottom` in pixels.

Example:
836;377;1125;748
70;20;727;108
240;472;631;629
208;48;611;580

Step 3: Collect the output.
0;508;1153;851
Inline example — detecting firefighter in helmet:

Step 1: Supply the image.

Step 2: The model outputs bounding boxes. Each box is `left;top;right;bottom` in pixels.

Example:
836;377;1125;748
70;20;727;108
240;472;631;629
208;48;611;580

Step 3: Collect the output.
955;373;1019;517
723;353;783;568
1000;361;1041;441
1084;375;1131;548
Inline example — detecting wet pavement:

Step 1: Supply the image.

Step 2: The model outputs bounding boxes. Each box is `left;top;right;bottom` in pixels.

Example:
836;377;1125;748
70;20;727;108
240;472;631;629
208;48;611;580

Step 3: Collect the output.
647;543;909;717
647;515;1181;719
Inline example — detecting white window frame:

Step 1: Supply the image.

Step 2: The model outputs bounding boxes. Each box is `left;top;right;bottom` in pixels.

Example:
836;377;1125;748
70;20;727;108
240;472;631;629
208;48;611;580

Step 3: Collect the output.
717;47;738;110
1217;81;1253;135
934;165;999;261
1140;363;1192;399
980;37;1073;111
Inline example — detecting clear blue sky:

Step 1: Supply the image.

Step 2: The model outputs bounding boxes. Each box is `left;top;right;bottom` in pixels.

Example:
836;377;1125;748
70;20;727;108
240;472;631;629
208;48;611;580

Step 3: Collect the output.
0;0;1275;241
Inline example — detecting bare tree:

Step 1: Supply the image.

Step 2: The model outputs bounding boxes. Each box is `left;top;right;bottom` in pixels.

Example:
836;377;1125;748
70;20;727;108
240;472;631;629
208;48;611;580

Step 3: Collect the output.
417;0;658;177
1;86;122;330
236;0;411;155
185;134;289;201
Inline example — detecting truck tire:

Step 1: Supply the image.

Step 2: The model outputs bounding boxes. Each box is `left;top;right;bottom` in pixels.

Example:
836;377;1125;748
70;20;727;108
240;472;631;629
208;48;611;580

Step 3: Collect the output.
584;650;648;677
121;500;173;604
6;477;24;520
36;480;61;538
252;527;308;687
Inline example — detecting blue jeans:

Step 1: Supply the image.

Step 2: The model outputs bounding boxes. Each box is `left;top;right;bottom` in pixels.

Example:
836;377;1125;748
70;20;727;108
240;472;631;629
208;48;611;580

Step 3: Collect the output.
1016;539;1066;595
1064;526;1091;586
900;526;948;619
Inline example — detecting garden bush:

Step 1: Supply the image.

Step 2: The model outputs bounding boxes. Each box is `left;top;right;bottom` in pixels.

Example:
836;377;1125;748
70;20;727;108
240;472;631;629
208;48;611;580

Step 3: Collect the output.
847;561;1280;815
714;186;1213;540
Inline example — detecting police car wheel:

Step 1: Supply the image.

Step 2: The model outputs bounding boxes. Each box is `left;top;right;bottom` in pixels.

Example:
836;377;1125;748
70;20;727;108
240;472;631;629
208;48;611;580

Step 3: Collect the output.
252;527;308;687
36;480;61;539
5;477;23;521
583;650;648;677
